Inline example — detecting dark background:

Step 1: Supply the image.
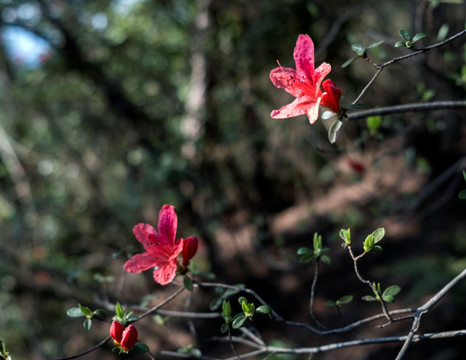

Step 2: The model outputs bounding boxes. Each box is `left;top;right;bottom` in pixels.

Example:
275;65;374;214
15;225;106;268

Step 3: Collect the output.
0;0;465;359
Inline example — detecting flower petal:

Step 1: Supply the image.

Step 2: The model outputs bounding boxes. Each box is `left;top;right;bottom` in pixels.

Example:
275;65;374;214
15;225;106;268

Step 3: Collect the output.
270;66;300;97
294;34;315;81
321;79;342;114
157;204;177;246
110;321;125;343
313;62;332;92
132;223;159;252
152;260;178;285
121;325;138;351
124;252;162;273
271;96;320;120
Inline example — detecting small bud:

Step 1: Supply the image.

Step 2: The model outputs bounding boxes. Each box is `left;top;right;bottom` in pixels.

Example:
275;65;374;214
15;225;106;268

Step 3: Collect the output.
110;321;125;345
182;236;199;266
120;325;138;351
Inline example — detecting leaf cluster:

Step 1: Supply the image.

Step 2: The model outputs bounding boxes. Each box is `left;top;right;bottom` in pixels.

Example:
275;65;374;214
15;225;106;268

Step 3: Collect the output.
342;40;384;68
362;283;401;303
221;297;271;333
66;304;108;332
363;228;385;253
395;29;428;49
297;233;330;264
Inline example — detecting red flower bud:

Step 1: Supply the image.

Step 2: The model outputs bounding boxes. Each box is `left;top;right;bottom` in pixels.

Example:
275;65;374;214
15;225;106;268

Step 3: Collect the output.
120;324;138;351
182;236;199;266
110;321;125;345
321;79;342;114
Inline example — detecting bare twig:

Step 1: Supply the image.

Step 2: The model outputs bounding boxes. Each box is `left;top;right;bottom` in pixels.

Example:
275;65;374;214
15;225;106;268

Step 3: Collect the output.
137;286;186;320
160;329;466;360
347;246;393;323
347;100;466;120
54;336;111;360
395;267;466;360
309;261;327;329
352;29;466;104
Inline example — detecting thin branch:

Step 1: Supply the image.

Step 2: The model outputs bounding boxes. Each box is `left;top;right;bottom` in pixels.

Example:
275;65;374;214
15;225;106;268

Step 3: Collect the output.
347;100;466;120
352;29;466;104
395;267;466;360
159;329;466;360
347;246;392;322
137;286;186;320
309;261;327;329
54;336;111;360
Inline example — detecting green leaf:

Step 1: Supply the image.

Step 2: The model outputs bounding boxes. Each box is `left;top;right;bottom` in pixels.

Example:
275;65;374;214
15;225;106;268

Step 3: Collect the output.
83;318;92;332
459;189;466;199
338;295;353;305
351;44;365;56
321;110;336;120
383;295;395;303
321;255;331;265
153;315;165;325
127;315;139;323
313;233;322;250
366;115;382;136
232;314;247;329
300;254;314;263
339;228;351;245
373;245;383;252
325;300;336;307
383;285;401;297
437;24;449;41
394;41;406;48
221;323;230;334
256;305;272;315
183;276;193;291
361;295;377;302
363;234;374;252
399;29;410;41
93;309;108;317
238;296;247;306
366;40;384;49
115;302;124;320
79;304;93;318
328;119;343;144
222;300;232;323
67;307;85;318
462;170;466;181
341;57;357;68
297;247;312;256
371;228;385;243
133;342;150;354
412;32;428;43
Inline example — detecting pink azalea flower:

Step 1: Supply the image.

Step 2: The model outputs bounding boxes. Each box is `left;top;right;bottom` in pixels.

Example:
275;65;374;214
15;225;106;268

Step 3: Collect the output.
124;204;184;285
321;79;342;114
270;34;332;123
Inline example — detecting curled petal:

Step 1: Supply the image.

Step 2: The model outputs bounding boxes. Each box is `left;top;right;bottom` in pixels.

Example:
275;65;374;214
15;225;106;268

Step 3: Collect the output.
271;96;321;124
182;236;199;266
321;79;342;114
